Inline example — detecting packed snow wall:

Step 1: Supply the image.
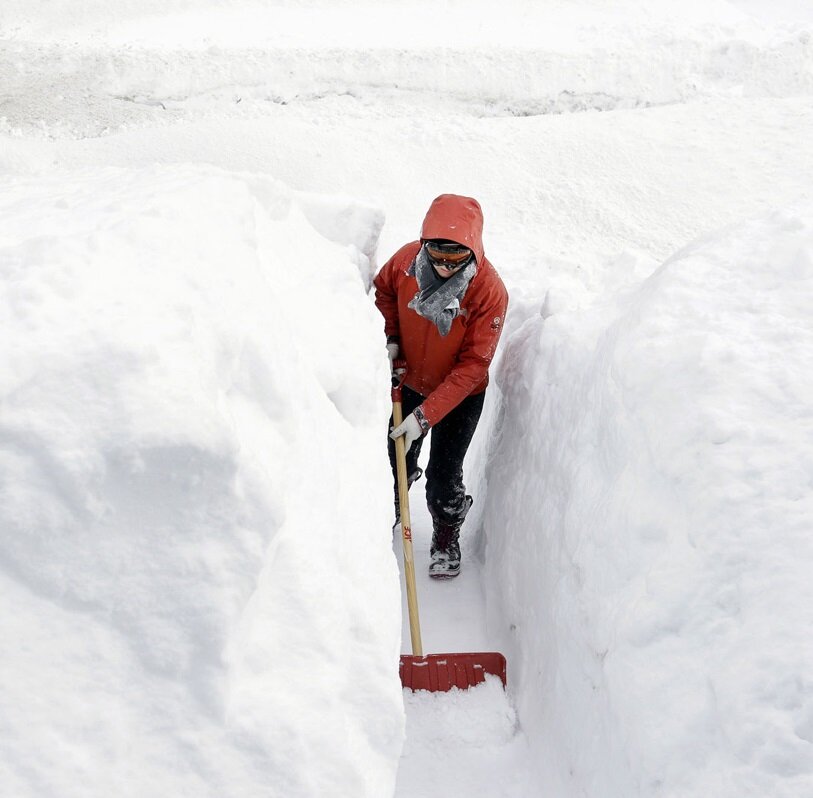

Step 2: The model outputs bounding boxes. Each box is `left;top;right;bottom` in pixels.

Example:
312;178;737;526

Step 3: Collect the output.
484;205;813;797
3;0;813;141
0;165;404;798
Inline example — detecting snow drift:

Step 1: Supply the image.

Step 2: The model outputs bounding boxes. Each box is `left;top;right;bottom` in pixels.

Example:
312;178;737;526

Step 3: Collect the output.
0;164;403;798
3;0;813;141
3;1;813;796
484;205;813;797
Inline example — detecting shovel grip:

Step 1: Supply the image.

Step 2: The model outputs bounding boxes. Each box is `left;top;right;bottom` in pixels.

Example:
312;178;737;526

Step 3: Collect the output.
390;358;407;402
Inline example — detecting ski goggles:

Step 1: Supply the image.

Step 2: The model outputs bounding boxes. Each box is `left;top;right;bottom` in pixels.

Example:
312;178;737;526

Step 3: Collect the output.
425;240;473;269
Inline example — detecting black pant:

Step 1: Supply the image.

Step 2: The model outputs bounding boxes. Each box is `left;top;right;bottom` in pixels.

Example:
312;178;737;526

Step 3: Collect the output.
388;385;485;527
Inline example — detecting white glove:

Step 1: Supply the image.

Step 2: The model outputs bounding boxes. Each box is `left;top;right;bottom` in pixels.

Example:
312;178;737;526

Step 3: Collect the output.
386;341;405;377
390;412;423;452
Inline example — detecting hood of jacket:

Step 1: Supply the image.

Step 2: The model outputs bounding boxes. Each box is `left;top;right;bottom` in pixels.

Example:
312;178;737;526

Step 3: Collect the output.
420;194;485;266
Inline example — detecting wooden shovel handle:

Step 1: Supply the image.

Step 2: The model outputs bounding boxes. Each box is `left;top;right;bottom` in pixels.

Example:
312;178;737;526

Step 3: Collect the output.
393;399;423;657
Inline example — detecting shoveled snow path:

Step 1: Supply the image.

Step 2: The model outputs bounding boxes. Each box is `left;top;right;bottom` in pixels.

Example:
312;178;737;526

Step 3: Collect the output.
392;483;534;797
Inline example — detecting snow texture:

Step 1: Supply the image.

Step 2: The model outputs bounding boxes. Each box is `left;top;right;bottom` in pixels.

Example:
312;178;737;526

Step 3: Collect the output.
484;206;813;797
0;166;402;797
1;1;813;797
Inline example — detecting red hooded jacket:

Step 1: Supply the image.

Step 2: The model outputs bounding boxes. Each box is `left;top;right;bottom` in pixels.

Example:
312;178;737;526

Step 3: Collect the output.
374;195;508;427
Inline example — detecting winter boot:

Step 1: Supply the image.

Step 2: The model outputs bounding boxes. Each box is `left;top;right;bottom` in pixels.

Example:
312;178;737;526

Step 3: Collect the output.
392;467;423;533
428;495;471;578
428;532;461;578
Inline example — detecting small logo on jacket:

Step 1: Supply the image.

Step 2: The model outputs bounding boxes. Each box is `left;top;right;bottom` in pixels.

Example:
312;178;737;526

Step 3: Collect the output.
491;316;502;331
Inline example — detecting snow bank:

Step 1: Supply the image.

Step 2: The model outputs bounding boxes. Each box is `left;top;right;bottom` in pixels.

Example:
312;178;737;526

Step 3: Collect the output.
0;164;402;797
485;204;813;797
2;0;812;141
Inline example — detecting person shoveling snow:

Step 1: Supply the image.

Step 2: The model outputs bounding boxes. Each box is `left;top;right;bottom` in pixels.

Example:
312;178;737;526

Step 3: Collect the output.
374;194;508;579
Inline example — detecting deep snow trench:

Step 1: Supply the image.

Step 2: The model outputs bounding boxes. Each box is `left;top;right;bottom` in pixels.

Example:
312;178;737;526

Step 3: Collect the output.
1;2;813;798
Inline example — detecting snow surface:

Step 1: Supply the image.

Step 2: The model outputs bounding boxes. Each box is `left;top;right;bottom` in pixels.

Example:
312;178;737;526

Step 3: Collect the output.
2;1;813;797
484;205;813;796
0;166;403;796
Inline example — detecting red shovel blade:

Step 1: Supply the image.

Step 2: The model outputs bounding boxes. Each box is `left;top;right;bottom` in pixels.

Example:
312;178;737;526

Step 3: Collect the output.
400;652;507;692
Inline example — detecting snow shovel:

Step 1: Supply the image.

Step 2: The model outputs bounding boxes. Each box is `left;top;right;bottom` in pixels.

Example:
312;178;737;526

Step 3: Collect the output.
391;365;507;692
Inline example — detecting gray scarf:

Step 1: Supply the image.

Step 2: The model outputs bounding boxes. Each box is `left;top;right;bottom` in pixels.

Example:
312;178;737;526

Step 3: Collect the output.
407;245;477;337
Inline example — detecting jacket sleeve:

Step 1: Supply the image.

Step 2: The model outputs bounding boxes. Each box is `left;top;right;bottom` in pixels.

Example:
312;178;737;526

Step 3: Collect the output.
373;251;403;339
419;279;509;427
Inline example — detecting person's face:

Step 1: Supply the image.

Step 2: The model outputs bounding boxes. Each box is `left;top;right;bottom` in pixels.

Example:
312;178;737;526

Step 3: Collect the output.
425;241;473;278
433;261;464;279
